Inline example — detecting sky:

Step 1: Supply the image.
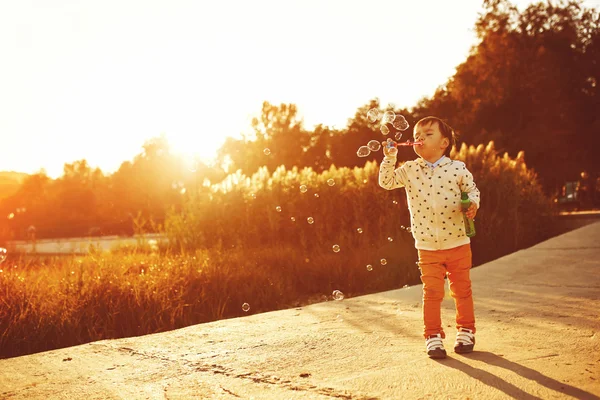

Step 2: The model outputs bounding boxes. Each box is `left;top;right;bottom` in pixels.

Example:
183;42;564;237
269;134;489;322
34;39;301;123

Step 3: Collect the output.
1;0;599;179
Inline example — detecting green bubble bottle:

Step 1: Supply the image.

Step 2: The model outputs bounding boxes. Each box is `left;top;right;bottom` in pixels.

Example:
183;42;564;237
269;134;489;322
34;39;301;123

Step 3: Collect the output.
461;192;476;237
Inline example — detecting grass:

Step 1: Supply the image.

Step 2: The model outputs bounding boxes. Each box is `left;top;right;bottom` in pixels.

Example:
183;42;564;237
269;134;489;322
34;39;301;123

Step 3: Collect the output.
0;141;560;358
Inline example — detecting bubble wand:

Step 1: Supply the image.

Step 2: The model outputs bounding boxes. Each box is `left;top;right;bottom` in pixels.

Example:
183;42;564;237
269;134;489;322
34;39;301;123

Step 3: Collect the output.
385;138;423;148
357;137;423;158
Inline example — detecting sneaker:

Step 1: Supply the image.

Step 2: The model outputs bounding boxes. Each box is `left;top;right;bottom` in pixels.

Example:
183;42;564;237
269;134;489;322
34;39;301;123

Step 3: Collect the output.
454;328;475;353
425;333;447;359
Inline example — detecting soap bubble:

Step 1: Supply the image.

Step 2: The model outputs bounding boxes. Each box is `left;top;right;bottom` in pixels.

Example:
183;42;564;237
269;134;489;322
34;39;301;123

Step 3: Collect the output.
290;217;296;222
263;148;271;155
357;146;371;157
307;217;314;224
356;228;363;233
367;140;381;152
314;193;319;198
387;237;394;242
380;125;390;135
0;248;7;264
385;144;398;157
366;108;381;123
392;116;409;131
299;185;308;193
242;303;250;312
275;206;282;212
332;244;341;253
395;132;403;141
327;178;335;186
392;200;398;205
332;290;345;301
382;111;396;123
366;264;373;271
380;258;388;266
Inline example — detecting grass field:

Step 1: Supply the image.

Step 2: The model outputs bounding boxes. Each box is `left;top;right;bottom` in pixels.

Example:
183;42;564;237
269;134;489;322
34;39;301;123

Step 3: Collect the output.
0;142;560;358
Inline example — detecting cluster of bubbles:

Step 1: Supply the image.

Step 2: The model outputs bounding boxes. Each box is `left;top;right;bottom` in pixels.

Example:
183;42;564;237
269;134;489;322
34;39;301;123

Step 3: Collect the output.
364;258;389;272
256;140;415;310
0;248;6;264
357;109;410;158
275;179;339;226
276;204;316;225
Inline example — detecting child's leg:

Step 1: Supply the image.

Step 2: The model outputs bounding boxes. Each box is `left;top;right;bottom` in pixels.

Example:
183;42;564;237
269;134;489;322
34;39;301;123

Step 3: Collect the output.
418;249;447;338
445;244;476;333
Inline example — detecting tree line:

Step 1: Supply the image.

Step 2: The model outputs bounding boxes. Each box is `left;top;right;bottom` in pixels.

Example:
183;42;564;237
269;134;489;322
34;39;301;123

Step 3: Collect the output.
1;0;598;241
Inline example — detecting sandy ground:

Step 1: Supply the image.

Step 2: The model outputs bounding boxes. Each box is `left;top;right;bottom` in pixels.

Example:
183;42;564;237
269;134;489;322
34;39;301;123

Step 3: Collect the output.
1;222;599;400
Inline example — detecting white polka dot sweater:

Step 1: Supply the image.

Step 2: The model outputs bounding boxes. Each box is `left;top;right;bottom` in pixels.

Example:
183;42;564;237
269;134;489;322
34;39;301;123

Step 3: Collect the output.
379;155;481;251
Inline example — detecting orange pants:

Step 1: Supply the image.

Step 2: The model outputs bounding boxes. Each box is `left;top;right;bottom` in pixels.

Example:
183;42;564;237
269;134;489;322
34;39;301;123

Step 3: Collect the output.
418;243;476;339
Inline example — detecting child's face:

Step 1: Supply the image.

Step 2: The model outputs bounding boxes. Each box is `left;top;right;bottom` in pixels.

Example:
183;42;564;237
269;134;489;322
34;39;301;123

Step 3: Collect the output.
413;121;449;161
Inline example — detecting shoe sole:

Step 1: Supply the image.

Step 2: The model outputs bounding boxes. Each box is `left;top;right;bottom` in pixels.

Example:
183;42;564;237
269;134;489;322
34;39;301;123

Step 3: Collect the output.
454;345;474;354
427;349;447;359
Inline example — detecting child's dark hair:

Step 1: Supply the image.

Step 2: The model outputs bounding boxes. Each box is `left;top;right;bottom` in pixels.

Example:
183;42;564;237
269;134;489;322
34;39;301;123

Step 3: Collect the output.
414;116;458;157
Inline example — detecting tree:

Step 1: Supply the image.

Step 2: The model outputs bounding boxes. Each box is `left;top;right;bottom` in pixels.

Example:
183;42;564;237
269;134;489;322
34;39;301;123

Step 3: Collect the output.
413;0;600;191
217;101;313;174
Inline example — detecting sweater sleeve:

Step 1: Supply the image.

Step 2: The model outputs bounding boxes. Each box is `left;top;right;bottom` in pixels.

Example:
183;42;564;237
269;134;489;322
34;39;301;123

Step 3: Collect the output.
458;163;481;209
379;155;407;190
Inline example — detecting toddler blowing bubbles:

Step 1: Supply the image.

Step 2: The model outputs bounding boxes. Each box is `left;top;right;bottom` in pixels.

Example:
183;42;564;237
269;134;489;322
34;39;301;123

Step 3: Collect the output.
379;116;480;359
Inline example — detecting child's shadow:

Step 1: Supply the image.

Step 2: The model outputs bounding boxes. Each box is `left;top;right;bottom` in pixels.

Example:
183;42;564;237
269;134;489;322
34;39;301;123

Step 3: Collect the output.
435;351;599;400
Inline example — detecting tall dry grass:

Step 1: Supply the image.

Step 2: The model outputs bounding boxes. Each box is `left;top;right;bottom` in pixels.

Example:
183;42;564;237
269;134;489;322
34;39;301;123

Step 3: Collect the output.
0;141;557;358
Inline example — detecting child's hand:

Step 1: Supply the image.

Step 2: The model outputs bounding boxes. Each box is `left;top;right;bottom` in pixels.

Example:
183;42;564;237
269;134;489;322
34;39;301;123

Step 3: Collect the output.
464;203;477;219
382;141;398;157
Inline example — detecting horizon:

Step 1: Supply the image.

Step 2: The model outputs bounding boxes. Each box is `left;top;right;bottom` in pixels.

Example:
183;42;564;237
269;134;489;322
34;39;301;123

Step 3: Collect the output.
2;0;599;179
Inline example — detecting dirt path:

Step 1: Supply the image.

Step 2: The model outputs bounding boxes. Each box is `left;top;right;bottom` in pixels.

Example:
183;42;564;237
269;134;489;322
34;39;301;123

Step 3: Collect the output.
1;223;599;399
6;233;166;255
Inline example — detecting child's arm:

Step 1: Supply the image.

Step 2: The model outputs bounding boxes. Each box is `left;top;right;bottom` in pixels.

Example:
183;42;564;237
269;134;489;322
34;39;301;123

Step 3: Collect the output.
458;162;480;211
378;152;407;190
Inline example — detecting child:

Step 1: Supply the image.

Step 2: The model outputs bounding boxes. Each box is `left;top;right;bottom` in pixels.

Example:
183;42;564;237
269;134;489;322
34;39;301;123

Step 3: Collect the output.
378;116;480;359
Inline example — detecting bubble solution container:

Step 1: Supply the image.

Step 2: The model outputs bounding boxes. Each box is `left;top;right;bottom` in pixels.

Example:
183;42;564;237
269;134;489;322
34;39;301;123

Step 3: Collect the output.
461;192;476;238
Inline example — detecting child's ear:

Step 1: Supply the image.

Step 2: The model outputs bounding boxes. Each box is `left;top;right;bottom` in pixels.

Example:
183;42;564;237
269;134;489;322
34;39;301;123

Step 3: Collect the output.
442;137;449;149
